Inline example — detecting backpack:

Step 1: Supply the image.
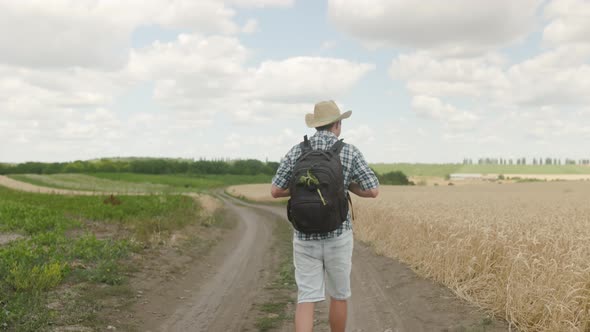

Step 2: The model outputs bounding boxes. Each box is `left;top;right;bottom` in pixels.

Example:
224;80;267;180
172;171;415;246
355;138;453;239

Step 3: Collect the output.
287;135;349;234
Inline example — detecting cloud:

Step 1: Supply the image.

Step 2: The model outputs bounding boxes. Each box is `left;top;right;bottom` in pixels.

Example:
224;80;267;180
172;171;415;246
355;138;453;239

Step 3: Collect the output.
506;46;590;107
0;0;292;69
129;33;374;123
390;44;590;110
345;125;375;146
543;0;590;46
229;0;294;7
390;52;509;99
411;95;478;130
328;0;541;55
247;57;375;103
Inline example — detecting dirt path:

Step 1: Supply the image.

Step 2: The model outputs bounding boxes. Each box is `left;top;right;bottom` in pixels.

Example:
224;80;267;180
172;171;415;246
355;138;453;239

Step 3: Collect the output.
131;193;276;331
1;176;508;331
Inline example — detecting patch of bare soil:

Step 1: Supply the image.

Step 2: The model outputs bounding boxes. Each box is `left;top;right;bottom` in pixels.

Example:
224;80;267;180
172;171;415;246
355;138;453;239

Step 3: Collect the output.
0;232;24;245
184;192;222;216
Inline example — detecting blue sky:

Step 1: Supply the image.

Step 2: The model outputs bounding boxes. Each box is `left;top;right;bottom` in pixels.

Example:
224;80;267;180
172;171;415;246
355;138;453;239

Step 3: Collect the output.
1;0;589;163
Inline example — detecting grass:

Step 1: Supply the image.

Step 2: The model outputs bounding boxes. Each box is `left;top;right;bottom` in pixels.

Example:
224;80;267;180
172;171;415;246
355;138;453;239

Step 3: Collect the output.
90;173;272;191
0;185;201;331
254;215;296;331
8;173;272;193
370;163;590;177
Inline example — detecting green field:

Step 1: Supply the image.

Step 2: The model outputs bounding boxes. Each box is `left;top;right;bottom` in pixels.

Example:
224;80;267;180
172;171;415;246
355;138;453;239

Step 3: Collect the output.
370;163;590;177
8;173;272;193
0;186;201;331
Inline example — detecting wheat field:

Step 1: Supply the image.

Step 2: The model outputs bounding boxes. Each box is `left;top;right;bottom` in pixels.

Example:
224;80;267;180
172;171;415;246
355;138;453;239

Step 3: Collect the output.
229;182;590;331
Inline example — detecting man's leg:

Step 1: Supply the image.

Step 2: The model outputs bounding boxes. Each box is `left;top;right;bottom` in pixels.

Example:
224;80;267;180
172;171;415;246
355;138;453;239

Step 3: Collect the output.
329;297;347;332
324;230;354;332
295;302;315;332
293;237;324;331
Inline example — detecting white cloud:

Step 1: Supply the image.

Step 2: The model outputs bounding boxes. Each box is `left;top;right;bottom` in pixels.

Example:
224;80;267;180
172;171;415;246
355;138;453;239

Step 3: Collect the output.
128;33;374;124
506;46;590;107
230;0;294;7
0;0;293;69
390;44;590;110
0;1;138;69
247;57;375;103
345;125;375;146
411;95;478;130
328;0;541;54
390;52;509;99
543;0;590;46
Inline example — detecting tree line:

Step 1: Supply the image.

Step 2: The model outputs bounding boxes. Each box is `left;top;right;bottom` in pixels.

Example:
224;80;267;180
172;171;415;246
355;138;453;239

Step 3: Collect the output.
0;158;280;176
462;158;590;166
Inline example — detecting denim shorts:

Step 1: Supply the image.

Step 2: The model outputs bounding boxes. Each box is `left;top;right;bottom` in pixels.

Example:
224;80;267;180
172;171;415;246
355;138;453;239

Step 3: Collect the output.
293;230;354;303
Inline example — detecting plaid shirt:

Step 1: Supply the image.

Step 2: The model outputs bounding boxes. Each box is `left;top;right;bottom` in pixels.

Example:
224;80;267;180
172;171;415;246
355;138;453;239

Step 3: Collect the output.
272;130;379;240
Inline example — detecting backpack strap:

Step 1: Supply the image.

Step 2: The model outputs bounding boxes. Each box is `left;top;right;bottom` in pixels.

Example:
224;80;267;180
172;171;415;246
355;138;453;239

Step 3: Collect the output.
330;139;345;155
347;192;355;221
300;135;313;153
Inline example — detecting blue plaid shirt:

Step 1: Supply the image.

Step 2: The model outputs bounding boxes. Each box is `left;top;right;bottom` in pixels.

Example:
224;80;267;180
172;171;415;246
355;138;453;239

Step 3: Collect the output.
272;130;379;240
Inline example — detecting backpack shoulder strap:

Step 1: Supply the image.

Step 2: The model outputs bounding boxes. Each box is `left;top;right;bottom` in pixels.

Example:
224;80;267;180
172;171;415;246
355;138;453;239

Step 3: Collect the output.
300;135;313;153
330;139;345;155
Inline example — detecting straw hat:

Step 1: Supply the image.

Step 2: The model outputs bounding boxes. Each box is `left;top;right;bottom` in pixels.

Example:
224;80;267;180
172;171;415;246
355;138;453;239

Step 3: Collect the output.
305;100;352;128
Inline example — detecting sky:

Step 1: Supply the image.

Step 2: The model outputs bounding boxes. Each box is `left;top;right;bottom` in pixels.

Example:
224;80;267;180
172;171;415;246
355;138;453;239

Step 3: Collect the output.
1;0;589;164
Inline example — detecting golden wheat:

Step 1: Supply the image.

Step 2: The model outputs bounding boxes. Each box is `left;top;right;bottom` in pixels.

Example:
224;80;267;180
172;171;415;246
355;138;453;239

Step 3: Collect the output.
226;184;286;202
353;182;590;331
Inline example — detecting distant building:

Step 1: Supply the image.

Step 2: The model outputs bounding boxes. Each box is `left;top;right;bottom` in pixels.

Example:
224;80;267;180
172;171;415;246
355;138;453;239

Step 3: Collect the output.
450;173;482;180
450;173;498;181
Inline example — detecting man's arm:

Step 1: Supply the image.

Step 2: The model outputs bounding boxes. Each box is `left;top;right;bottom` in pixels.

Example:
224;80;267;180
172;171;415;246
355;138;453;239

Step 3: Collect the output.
348;182;378;198
270;146;297;199
271;185;290;198
348;146;379;198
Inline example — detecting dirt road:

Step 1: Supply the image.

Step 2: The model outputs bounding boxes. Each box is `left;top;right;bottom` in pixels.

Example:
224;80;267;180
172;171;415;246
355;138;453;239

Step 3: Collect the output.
0;176;507;331
134;193;277;331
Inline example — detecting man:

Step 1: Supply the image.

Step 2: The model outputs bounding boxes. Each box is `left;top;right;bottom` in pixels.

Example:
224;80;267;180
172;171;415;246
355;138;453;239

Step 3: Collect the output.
271;100;379;332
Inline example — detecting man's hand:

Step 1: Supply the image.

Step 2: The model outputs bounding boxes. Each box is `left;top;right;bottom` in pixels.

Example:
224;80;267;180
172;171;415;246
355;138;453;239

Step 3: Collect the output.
348;182;379;198
271;184;290;198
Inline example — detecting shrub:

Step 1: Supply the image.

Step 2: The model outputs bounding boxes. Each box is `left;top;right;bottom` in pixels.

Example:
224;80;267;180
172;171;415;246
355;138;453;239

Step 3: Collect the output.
377;171;411;185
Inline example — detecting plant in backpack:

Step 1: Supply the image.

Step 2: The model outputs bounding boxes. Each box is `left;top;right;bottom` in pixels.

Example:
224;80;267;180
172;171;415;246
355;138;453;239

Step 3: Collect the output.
298;168;327;206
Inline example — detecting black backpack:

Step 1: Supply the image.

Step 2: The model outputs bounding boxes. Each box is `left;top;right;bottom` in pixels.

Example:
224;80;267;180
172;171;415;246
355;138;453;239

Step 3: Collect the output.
287;135;349;234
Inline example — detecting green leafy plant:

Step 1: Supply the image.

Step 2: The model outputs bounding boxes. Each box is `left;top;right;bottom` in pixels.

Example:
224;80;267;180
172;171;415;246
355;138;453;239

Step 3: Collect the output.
298;169;327;205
